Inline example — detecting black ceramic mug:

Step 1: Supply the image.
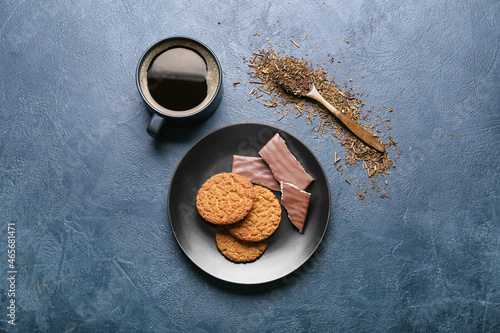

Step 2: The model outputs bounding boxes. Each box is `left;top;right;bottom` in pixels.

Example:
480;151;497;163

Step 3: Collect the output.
136;37;223;138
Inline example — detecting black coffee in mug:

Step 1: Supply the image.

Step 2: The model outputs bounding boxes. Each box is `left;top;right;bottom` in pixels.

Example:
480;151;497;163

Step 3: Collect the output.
147;47;208;111
136;37;223;138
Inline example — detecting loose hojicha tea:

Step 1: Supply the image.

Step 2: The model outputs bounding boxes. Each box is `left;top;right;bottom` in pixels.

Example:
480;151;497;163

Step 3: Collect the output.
244;47;401;201
265;56;314;97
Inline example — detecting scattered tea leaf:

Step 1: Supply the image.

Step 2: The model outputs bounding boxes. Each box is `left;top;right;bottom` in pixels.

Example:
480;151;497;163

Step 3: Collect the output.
244;47;401;201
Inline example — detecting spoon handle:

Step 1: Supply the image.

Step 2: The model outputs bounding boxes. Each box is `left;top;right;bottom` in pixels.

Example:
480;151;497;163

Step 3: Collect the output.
307;86;386;153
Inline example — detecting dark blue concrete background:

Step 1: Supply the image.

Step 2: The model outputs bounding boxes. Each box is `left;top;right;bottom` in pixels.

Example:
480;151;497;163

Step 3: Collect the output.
1;0;499;332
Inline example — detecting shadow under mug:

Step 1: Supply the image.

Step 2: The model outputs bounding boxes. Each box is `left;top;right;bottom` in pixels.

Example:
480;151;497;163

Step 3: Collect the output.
136;37;223;138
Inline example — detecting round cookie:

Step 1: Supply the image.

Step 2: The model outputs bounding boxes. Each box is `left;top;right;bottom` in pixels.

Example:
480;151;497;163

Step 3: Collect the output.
227;185;281;242
215;226;268;263
196;173;255;225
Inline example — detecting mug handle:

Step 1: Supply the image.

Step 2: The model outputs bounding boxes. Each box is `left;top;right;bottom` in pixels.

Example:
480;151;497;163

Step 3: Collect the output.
147;113;165;138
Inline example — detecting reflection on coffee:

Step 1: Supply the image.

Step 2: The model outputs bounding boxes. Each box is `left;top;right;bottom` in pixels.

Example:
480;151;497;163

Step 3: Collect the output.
147;47;208;111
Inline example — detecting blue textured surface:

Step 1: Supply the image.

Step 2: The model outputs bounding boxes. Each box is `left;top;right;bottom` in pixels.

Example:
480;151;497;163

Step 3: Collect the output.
1;0;499;332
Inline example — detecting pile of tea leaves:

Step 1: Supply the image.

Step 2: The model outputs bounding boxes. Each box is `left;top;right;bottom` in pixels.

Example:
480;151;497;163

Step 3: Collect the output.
243;48;400;200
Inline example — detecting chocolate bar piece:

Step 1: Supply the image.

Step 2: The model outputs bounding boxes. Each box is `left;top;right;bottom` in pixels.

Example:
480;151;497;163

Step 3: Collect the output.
232;155;280;191
258;133;313;190
281;182;311;233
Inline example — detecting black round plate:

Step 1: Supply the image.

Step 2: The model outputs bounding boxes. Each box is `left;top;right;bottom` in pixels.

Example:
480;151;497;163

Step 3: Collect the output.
168;123;331;284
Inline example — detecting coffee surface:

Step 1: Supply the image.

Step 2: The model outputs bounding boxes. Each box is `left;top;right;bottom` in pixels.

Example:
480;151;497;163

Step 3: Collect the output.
147;47;208;111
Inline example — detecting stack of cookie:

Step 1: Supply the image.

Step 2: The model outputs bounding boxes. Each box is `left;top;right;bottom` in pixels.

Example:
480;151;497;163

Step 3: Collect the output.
196;173;281;263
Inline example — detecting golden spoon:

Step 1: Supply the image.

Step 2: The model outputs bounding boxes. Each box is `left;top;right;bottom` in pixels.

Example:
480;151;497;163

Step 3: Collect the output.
305;83;386;153
272;58;386;153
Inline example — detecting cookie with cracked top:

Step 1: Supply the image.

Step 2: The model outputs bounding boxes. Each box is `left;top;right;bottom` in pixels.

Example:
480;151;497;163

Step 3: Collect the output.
227;185;281;242
215;226;268;263
196;172;255;225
